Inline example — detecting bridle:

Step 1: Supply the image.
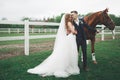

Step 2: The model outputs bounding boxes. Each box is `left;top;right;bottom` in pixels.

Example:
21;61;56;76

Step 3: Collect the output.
101;11;112;29
101;12;115;36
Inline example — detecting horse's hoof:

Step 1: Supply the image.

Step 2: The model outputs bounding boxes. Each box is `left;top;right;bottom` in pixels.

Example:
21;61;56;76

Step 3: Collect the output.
93;61;98;64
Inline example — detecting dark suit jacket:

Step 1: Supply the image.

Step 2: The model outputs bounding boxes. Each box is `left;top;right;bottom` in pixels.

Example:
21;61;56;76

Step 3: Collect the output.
73;18;97;41
73;20;86;41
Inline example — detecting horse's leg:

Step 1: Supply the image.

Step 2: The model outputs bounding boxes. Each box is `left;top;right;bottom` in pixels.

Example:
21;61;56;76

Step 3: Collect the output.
91;38;97;64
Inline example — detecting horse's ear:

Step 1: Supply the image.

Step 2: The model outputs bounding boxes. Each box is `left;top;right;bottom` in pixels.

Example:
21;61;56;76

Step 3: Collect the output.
103;8;109;13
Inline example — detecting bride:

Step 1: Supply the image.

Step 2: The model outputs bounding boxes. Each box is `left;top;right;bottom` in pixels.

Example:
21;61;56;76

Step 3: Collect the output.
27;13;80;78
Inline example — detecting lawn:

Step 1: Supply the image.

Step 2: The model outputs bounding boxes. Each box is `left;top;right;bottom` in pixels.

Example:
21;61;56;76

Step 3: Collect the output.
0;38;55;45
0;33;56;37
0;39;120;80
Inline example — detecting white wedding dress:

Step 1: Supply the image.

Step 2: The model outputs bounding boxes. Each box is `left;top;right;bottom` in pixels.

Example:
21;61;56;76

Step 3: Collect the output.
27;14;80;78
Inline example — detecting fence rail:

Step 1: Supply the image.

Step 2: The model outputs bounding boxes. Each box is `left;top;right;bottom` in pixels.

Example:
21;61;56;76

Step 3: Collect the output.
0;27;120;34
0;28;58;33
0;20;120;55
0;20;59;55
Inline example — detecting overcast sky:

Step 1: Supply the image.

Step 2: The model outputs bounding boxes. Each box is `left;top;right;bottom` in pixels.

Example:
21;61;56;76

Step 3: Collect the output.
0;0;120;21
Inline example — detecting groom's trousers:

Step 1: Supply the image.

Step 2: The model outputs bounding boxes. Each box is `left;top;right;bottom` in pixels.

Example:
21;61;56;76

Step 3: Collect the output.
76;38;87;69
73;19;88;69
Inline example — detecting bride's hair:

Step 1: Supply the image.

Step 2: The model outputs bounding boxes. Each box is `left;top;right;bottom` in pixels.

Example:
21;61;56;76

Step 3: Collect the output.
65;14;73;30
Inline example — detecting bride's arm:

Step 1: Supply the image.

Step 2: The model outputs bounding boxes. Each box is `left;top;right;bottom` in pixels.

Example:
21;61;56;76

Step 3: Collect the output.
67;22;77;35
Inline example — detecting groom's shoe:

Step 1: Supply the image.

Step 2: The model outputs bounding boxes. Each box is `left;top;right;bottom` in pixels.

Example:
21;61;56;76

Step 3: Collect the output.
83;67;89;71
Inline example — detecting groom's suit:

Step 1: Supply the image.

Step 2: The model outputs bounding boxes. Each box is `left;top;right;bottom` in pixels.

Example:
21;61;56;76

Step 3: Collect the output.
73;18;96;69
73;19;87;69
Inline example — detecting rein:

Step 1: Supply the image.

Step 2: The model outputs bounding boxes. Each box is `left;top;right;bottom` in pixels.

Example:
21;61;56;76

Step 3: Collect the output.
79;17;97;33
81;18;96;31
81;12;114;33
82;17;107;33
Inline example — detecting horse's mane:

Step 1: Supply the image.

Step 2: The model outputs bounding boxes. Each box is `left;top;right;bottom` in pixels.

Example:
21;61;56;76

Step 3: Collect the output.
85;11;102;19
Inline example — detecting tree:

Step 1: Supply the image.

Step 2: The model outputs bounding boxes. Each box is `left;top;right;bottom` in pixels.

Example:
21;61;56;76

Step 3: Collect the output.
109;14;120;26
55;13;64;23
1;17;7;20
46;17;55;22
21;17;30;21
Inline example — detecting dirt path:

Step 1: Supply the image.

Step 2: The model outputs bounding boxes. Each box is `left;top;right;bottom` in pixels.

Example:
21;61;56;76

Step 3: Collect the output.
0;41;54;59
0;35;120;60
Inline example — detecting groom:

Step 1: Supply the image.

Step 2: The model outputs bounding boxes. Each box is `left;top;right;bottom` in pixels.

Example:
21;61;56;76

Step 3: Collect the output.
71;11;97;71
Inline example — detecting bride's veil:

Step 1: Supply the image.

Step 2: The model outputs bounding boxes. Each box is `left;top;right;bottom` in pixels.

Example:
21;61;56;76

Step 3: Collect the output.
53;14;67;51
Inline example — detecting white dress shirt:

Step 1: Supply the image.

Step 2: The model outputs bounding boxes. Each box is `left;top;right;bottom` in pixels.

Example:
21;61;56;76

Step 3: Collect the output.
75;18;79;26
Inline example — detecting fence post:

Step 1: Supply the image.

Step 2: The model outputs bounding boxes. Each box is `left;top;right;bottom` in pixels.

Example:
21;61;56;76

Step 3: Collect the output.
32;28;34;33
8;28;11;34
54;29;57;33
24;20;29;55
44;29;46;33
17;28;20;33
112;29;115;39
38;29;40;33
101;25;104;41
50;29;52;33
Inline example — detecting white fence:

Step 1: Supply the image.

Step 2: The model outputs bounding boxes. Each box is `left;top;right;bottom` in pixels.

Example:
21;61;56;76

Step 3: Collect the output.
97;25;120;41
0;20;120;55
0;28;58;33
0;20;59;55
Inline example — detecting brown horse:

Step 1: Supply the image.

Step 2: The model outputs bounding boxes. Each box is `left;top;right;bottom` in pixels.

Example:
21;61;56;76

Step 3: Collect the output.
83;8;115;64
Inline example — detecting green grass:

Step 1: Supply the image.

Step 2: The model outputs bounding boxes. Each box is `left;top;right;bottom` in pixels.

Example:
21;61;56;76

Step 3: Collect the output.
0;33;56;37
0;38;55;45
0;39;120;80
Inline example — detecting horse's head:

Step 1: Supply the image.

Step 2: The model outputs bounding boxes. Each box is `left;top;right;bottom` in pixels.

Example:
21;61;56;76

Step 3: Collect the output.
99;8;115;30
